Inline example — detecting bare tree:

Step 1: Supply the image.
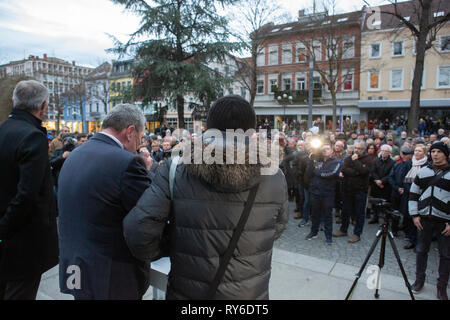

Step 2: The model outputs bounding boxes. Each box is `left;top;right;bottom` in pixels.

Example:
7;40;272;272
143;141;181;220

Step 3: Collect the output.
230;0;290;106
298;0;361;131
364;0;450;134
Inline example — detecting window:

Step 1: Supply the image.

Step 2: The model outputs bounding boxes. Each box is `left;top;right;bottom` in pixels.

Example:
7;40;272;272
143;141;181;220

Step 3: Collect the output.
392;41;404;57
297;77;306;90
313;40;322;61
257;51;265;66
390;69;404;90
240;87;246;98
338;17;348;22
434;11;444;18
256;80;264;94
89;104;92;113
282;78;291;90
342;37;354;59
410;68;425;89
269;79;278;92
437;66;450;88
412;39;417;56
117;82;121;91
282;44;292;64
96;102;99;113
439;35;450;52
313;76;321;90
342;70;354;91
296;42;307;62
269;46;278;65
368;70;381;91
228;87;234;95
326;38;338;61
370;43;381;58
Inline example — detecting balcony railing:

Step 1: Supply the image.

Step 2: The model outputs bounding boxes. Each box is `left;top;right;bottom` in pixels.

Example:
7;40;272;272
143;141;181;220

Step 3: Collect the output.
273;89;322;104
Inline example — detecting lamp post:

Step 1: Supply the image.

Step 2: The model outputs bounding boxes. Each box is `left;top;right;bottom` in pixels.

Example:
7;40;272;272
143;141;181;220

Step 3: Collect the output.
277;93;293;131
308;56;314;130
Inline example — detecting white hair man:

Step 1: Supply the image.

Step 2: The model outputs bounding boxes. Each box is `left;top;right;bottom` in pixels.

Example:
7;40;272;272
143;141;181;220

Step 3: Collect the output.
0;80;58;299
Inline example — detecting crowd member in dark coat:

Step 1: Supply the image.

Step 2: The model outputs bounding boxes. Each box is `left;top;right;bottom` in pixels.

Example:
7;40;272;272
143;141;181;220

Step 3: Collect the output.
0;80;58;300
49;136;77;189
58;104;151;300
123;95;289;300
388;147;414;237
150;140;163;163
304;143;341;244
280;138;296;202
368;144;395;224
333;141;372;243
332;141;346;223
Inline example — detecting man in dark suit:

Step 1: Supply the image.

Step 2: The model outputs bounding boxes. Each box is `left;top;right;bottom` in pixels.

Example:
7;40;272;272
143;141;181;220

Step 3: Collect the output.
0;80;58;300
58;104;151;300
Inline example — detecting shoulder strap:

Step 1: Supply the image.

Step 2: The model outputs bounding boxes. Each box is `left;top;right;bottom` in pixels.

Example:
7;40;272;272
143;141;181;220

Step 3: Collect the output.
207;183;260;299
169;156;181;200
428;168;449;188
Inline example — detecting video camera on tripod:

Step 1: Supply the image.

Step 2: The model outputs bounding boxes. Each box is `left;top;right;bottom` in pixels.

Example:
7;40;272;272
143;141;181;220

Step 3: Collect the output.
368;197;402;221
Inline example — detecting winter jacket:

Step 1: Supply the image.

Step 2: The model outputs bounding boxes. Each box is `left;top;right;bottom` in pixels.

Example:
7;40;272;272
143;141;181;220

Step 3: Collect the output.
408;164;450;221
341;154;372;193
0;108;58;281
304;157;340;196
123;137;289;300
388;160;412;192
370;157;395;200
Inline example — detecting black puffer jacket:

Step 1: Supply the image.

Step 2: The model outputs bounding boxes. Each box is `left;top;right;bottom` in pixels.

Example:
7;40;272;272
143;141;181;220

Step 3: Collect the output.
123;139;289;300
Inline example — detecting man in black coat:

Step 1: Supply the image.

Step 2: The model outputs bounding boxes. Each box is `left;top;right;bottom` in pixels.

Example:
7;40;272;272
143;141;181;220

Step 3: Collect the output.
0;80;58;300
368;144;395;224
57;104;151;300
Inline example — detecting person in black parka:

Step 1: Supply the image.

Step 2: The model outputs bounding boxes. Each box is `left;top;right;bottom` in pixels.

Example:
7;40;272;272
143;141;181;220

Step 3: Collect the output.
57;104;151;300
123;95;289;300
0;80;58;300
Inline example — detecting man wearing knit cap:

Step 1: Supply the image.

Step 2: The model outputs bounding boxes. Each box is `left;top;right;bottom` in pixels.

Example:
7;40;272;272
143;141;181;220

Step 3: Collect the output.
124;95;289;300
409;141;450;300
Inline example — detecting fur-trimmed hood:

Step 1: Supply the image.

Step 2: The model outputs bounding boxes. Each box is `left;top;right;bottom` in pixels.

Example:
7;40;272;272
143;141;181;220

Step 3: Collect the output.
181;134;282;193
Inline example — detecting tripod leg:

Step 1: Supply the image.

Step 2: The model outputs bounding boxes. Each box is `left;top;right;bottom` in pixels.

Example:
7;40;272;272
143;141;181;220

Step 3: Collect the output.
375;233;387;299
387;232;415;300
345;230;382;300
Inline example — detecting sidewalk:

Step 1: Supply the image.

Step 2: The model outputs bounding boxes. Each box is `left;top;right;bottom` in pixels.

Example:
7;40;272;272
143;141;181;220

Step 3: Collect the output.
36;248;437;300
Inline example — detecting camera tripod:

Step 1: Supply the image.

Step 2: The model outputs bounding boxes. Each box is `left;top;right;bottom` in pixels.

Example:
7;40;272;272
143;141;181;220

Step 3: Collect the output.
345;211;415;300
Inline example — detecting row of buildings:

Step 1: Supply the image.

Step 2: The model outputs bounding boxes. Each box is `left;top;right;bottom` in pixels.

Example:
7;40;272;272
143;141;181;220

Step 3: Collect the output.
1;0;449;133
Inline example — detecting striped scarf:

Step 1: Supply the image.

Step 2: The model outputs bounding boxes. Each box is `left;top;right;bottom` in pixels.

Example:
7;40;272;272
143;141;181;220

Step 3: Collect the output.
405;156;428;183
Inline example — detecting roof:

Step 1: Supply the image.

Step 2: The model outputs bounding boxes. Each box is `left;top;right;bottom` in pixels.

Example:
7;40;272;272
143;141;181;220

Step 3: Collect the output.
85;62;112;81
254;10;363;40
362;0;450;32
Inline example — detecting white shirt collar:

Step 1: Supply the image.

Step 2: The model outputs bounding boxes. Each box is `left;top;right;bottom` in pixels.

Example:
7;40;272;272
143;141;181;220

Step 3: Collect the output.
99;132;124;149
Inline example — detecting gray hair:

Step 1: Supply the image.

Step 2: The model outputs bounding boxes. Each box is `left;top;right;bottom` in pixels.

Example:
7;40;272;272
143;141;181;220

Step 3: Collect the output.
102;104;146;133
13;80;49;112
354;141;366;149
380;144;392;153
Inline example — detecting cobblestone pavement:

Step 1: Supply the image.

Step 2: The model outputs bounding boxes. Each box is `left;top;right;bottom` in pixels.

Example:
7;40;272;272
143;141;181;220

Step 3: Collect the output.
274;201;445;287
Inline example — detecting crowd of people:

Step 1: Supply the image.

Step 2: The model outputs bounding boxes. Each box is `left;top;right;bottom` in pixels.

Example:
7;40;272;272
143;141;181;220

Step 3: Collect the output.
0;80;448;301
277;122;449;299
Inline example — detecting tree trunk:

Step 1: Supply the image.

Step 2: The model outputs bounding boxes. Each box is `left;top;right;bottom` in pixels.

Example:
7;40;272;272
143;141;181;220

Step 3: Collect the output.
331;90;337;132
408;1;431;135
249;42;259;107
177;95;185;129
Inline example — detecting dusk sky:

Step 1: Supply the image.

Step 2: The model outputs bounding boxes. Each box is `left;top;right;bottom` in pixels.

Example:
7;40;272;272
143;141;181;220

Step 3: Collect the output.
0;0;389;68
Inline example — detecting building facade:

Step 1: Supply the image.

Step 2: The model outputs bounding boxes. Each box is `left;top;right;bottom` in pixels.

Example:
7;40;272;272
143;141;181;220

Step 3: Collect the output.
359;1;450;122
253;10;362;131
0;54;93;130
85;62;111;133
108;59;134;111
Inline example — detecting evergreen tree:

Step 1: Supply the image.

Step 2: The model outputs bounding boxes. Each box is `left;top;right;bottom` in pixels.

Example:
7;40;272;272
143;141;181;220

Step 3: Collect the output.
109;0;241;128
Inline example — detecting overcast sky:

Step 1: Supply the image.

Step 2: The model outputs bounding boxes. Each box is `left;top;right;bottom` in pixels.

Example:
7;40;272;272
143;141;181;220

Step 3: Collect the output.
0;0;389;68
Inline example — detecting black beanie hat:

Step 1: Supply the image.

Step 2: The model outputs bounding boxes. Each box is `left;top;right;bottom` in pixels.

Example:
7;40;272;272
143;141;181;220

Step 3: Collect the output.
430;141;449;157
206;95;256;131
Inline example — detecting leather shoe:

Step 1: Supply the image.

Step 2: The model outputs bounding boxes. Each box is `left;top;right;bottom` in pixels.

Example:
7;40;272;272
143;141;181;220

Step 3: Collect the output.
411;280;424;293
437;286;448;300
404;242;415;250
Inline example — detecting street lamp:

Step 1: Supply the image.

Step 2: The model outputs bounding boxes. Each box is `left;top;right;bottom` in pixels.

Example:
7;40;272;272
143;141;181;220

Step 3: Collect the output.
308;56;314;130
277;93;293;130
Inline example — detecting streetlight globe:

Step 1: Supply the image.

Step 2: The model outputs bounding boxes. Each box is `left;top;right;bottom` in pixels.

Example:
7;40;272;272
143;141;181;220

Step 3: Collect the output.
288;96;293;100
277;96;282;101
283;93;287;99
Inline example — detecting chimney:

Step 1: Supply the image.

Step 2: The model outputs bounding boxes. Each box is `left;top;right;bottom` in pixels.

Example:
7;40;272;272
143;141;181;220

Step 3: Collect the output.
43;54;47;60
72;61;76;66
299;9;305;17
